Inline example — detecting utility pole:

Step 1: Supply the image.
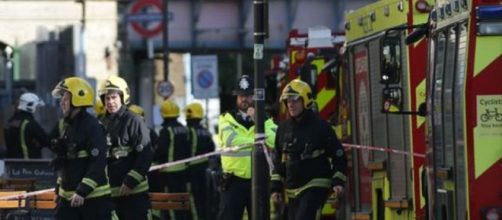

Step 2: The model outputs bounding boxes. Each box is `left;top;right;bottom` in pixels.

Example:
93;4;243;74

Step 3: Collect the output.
77;0;86;77
252;1;269;220
162;0;169;80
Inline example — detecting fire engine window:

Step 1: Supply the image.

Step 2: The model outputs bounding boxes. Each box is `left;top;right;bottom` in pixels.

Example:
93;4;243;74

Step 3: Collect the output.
380;36;402;84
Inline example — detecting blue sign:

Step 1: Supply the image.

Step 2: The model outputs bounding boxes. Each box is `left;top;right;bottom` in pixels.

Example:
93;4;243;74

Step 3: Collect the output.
191;55;218;99
197;70;214;89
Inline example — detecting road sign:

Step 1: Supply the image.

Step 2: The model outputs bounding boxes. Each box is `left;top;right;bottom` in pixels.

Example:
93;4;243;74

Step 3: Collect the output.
192;55;219;99
157;80;174;98
129;0;165;38
197;70;214;89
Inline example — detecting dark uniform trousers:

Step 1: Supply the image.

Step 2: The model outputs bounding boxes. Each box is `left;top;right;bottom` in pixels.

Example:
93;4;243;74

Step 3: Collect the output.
55;197;114;220
217;177;251;220
162;171;190;220
189;163;209;220
102;107;153;220
113;193;151;220
287;187;329;220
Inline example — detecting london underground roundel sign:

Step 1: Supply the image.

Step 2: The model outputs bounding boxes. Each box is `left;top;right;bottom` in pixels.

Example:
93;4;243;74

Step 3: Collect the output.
130;0;164;38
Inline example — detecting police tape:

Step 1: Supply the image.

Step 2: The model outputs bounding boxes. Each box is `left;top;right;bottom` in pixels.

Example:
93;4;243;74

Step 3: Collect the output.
149;143;252;172
255;133;275;173
342;143;426;158
0;142;423;201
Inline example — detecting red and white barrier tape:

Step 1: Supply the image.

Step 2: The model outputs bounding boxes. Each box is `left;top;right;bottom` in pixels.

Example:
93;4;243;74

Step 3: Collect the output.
149;143;252;172
0;142;423;201
342;143;425;158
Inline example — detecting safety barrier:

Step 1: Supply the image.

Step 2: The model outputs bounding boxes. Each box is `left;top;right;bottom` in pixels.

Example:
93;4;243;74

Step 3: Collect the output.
26;191;191;211
0;191;28;220
0;191;190;210
0;191;26;209
150;192;190;210
28;191;56;210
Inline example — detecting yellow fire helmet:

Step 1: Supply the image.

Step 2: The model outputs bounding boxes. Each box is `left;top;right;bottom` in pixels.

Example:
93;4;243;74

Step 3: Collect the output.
94;99;106;117
52;76;94;107
98;75;130;105
160;99;179;118
129;104;145;118
280;79;314;109
184;102;204;119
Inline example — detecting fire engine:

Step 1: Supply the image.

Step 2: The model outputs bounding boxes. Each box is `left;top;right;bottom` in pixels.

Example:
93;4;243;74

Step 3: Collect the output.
284;26;350;139
415;0;502;219
345;0;502;219
344;0;431;219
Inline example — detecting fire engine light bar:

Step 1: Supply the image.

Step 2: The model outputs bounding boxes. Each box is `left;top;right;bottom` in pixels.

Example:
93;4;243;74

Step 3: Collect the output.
477;22;502;36
476;5;502;21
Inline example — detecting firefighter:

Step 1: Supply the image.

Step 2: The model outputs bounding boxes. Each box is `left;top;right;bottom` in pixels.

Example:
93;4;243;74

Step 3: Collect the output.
128;104;159;151
184;102;216;220
217;75;277;220
270;79;347;220
4;92;49;159
128;104;161;220
50;76;115;220
156;99;191;220
99;75;153;220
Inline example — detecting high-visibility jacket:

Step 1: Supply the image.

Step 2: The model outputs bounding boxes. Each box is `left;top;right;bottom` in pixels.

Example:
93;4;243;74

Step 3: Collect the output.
4;111;50;159
54;110;111;200
100;106;153;197
218;110;277;179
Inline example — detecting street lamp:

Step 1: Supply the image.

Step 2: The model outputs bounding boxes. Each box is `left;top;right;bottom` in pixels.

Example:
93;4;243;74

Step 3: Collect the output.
4;46;13;58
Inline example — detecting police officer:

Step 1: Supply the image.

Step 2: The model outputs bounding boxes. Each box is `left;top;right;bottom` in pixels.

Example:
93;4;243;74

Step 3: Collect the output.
155;99;190;220
217;75;277;220
99;75;153;220
51;76;115;220
270;79;347;220
4;92;49;159
184;102;216;220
